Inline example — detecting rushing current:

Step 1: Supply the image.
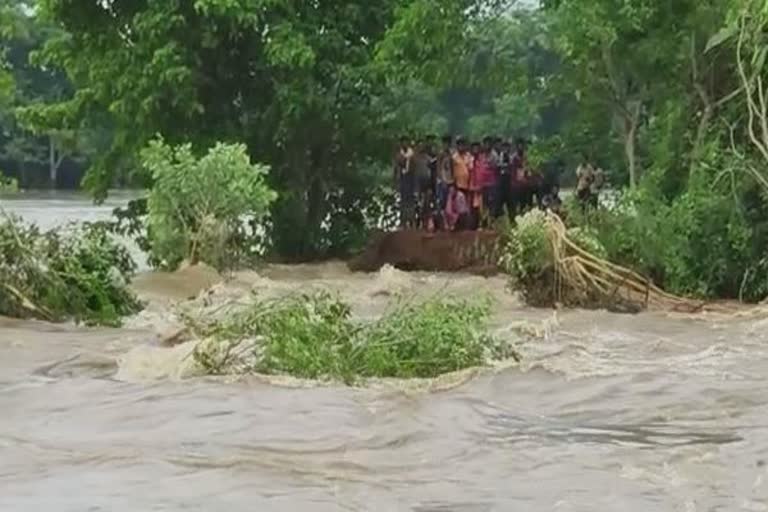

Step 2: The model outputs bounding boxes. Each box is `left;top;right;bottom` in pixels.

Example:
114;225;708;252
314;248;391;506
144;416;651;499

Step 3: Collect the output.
2;192;768;511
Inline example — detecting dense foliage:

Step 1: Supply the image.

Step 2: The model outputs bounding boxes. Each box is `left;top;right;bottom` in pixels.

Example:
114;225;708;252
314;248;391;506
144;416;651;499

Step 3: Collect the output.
0;0;92;188
500;210;553;302
142;139;276;271
16;0;513;258
531;0;768;302
2;0;768;299
0;214;142;325
188;292;507;384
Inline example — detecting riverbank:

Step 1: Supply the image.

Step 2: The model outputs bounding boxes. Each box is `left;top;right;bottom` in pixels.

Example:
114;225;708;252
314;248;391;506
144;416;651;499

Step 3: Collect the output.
349;229;502;274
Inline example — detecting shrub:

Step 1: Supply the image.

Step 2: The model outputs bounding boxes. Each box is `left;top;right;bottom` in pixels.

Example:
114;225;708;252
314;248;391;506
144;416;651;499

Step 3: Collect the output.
499;210;553;305
567;177;763;301
359;297;498;378
0;214;142;325
189;292;506;384
142;139;277;270
564;192;669;282
0;173;18;193
660;188;752;298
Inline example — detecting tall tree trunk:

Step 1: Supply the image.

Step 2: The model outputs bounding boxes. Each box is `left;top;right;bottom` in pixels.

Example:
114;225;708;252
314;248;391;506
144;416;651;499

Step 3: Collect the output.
305;174;325;254
48;137;64;188
18;161;26;189
49;138;57;187
625;123;637;188
622;105;640;188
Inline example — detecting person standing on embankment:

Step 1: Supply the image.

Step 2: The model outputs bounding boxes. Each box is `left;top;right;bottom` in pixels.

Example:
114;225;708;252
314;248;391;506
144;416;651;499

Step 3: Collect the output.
436;135;454;214
452;137;472;204
495;139;515;218
394;136;415;228
475;137;499;227
576;152;597;211
411;140;434;229
509;138;528;218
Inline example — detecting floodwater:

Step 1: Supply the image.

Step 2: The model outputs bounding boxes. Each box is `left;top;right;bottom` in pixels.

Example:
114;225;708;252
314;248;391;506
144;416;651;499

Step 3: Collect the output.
2;193;768;511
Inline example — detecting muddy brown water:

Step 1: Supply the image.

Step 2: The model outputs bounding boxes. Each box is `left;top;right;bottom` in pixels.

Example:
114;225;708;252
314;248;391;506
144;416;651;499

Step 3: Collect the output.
2;194;768;511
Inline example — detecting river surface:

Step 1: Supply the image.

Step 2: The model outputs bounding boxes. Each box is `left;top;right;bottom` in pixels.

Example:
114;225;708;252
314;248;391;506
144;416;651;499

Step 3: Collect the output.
2;193;768;511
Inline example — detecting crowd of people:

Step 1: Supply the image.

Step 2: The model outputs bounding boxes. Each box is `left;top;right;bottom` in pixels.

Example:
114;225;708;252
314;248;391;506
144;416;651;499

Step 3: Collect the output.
393;135;603;232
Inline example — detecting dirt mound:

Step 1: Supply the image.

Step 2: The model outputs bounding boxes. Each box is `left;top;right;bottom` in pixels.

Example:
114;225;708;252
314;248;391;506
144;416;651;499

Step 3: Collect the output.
348;230;502;274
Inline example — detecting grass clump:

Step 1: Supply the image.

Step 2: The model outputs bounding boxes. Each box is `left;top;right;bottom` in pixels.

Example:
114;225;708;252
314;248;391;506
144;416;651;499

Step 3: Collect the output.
189;292;505;384
0;212;142;326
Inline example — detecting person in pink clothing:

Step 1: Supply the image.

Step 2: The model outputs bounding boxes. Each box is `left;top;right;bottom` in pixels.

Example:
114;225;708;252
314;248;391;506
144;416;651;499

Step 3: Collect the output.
444;184;469;232
477;136;499;225
468;141;483;229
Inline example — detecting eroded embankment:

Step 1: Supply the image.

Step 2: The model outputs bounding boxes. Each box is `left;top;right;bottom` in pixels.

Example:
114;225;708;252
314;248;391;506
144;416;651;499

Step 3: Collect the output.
349;230;502;274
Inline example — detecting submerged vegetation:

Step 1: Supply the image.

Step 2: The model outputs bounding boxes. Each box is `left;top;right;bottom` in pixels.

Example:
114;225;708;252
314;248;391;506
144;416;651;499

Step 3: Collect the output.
187;292;511;384
0;213;141;325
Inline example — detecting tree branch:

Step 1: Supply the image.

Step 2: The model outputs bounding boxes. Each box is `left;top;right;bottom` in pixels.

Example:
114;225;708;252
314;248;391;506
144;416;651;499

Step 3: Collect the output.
736;15;768;164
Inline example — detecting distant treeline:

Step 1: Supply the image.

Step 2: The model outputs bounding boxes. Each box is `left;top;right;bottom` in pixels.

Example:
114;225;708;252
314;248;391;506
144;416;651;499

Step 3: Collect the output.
0;157;84;189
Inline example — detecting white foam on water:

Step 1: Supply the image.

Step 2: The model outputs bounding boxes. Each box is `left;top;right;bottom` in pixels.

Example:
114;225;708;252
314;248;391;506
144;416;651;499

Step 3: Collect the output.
114;341;201;382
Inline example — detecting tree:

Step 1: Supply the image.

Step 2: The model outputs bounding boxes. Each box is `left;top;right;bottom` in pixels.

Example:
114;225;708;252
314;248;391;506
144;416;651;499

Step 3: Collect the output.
729;0;768;190
0;0;85;188
0;0;22;106
142;139;276;270
28;0;508;258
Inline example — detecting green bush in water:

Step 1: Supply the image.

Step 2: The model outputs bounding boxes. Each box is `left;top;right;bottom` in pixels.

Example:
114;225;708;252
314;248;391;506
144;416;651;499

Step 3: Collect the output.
190;292;505;384
499;210;553;306
0;215;142;326
500;210;609;307
357;298;499;379
142;138;277;271
499;210;552;289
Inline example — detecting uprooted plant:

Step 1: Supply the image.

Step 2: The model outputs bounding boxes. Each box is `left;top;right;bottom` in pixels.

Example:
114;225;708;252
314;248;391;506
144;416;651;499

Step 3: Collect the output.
0;211;142;326
185;291;514;384
500;210;706;312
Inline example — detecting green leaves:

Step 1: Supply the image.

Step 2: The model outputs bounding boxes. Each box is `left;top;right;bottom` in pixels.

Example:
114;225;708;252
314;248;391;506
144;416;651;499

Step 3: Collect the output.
705;25;736;53
0;66;13;109
468;92;543;139
0;173;18;192
500;210;553;290
143;138;277;270
0;214;142;326
265;23;315;69
190;291;500;384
